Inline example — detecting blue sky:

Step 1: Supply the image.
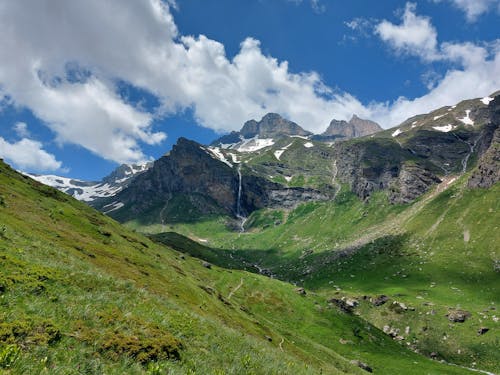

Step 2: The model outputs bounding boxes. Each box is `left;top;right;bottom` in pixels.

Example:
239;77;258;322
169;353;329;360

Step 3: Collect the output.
0;0;499;180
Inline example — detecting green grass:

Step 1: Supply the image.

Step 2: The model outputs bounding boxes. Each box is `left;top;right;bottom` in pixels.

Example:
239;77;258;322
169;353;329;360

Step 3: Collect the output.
138;175;499;373
0;160;476;374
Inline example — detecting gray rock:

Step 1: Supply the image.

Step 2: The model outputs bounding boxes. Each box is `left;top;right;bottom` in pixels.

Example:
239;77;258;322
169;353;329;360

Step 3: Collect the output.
372;295;389;306
350;360;373;373
446;309;471;323
477;327;489;335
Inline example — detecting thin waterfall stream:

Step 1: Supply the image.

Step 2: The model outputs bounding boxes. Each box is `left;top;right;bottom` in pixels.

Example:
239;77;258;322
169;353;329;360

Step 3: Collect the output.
236;165;247;233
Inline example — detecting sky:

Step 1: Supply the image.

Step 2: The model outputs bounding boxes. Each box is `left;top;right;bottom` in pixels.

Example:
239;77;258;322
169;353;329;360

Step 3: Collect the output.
0;0;499;180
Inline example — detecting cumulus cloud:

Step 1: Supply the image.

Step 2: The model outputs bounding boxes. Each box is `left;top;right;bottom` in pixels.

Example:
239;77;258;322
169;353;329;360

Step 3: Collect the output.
369;3;500;126
434;0;500;22
0;0;499;168
375;3;440;61
0;137;62;172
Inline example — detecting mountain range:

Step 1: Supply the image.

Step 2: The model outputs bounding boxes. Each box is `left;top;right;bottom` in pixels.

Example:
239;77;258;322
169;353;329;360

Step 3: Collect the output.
2;92;498;374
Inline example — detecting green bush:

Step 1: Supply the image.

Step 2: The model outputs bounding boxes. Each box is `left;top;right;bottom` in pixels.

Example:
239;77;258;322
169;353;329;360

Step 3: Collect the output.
99;331;182;363
0;320;61;346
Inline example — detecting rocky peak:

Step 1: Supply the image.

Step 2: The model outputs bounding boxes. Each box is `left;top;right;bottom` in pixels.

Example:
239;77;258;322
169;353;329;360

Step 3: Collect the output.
241;113;312;139
320;115;382;140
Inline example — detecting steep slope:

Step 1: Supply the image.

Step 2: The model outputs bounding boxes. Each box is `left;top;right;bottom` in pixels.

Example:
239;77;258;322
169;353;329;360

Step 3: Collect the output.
0;159;474;374
313;115;382;142
101;138;329;225
148;176;499;374
331;93;500;203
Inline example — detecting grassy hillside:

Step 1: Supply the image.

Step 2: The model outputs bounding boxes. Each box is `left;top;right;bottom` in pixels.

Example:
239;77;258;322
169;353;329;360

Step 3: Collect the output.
0;160;477;374
141;175;499;373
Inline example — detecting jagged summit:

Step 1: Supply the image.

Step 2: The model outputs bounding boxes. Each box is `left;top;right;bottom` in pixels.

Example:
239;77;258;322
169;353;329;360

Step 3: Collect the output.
211;113;312;151
313;114;382;141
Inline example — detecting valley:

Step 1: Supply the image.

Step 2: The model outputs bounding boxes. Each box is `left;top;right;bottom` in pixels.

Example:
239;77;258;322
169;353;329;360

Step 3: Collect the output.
1;93;499;374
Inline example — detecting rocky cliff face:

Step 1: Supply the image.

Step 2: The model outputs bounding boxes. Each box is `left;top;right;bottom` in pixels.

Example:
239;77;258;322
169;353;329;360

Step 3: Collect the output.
212;113;312;148
468;97;500;188
314;115;382;141
103;138;329;223
240;113;312;139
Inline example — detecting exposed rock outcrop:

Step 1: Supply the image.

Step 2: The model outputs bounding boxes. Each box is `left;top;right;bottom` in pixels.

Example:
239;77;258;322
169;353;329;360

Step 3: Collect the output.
314;115;382;141
212;113;311;147
102;138;329;223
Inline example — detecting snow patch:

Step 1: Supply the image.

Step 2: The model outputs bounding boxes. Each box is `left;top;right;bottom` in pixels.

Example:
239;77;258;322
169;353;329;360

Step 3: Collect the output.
284;176;292;182
274;149;285;160
304;142;314;148
458;110;474;126
228;153;240;164
102;201;124;213
237;137;275;152
392;129;402;137
432;124;455;133
205;147;233;167
433;115;444;121
290;135;310;140
481;96;494;105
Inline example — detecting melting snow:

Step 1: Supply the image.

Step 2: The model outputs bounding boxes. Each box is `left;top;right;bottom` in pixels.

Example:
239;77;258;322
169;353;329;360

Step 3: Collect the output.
433;115;444;120
392;129;402;137
274;150;285;160
236;137;275;152
27;174;123;202
284;176;292;182
274;142;294;160
290;135;310;140
432;124;455;133
228;153;240;164
459;110;474;126
304;142;314;148
206;147;233;167
103;201;124;214
481;96;494;105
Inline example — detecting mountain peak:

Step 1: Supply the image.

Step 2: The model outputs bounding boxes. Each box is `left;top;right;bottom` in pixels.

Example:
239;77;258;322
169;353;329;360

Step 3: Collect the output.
319;115;382;140
212;113;312;150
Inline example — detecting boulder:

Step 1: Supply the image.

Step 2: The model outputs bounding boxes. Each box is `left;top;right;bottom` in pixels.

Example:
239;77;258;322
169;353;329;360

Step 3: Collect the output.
446;309;471;323
350;360;373;373
477;327;489;335
372;295;389;306
295;287;306;296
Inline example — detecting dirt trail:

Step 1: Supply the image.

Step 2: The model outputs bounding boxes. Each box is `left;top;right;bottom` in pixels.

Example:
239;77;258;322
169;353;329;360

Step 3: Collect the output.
227;278;244;300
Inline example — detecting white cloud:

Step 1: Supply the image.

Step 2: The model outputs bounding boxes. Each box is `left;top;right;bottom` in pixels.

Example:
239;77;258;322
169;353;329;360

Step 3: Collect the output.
0;0;498;170
434;0;500;22
13;122;30;138
375;3;440;61
368;3;500;126
0;137;62;172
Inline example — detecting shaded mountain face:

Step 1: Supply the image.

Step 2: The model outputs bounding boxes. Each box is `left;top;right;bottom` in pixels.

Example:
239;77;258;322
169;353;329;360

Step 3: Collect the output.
212;113;312;151
28;92;500;225
27;163;151;205
100;137;328;224
313;115;382;141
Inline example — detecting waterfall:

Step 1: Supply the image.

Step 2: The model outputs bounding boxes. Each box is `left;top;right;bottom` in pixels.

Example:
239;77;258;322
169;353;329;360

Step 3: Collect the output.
236;165;246;232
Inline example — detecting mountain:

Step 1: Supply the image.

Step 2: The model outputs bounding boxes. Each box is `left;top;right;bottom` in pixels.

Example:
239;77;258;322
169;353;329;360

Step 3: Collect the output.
313;115;383;142
1;154;478;374
99;137;329;224
211;113;312;152
28;93;500;225
1;93;499;373
27;162;151;207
